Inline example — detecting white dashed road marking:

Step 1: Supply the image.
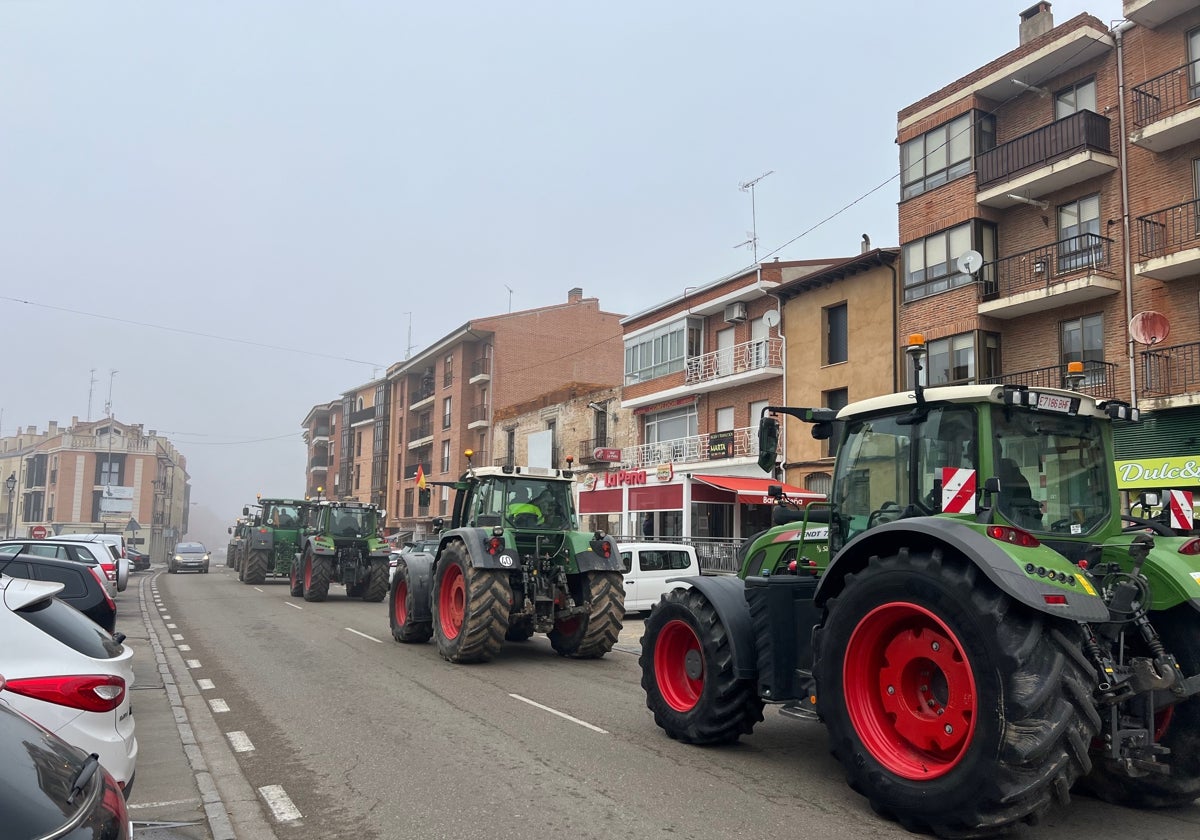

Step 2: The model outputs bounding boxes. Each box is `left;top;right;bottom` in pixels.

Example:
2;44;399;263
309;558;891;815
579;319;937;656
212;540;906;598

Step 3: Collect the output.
509;693;608;733
178;644;191;651
186;659;201;669
285;602;302;610
172;634;184;641
226;731;255;753
345;627;384;644
197;679;215;690
259;785;303;822
209;698;230;713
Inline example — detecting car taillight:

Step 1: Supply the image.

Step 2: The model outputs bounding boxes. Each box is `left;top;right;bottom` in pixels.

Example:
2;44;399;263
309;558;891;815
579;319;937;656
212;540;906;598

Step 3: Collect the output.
5;675;126;713
101;562;117;582
99;767;130;837
88;566;117;612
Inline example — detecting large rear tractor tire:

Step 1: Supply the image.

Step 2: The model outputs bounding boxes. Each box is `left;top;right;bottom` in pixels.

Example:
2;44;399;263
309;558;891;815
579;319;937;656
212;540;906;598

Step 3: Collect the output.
640;587;764;744
302;551;332;602
390;564;433;643
289;560;304;597
432;542;510;663
243;550;268;585
814;548;1098;838
549;571;624;659
363;560;388;603
1081;605;1200;807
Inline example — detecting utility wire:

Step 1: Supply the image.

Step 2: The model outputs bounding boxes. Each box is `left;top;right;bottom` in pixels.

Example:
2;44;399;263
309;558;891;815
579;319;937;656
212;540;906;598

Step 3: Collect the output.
0;294;385;368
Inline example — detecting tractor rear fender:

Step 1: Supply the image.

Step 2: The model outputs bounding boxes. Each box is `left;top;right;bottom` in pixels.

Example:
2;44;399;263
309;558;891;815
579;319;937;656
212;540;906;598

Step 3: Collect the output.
666;574;758;680
248;529;273;551
574;535;623;573
1100;534;1200;612
397;553;434;622
815;517;1110;623
440;528;510;570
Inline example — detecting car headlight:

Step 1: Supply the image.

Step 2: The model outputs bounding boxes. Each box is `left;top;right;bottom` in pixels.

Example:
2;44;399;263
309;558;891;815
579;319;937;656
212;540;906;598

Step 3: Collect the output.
204;554;210;561
174;555;183;562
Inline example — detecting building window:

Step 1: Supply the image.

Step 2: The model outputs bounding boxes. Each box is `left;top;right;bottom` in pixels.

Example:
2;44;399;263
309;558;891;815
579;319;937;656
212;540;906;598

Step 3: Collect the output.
356;397;364;412
1057;194;1102;271
823;389;849;458
749;400;769;431
825;303;847;365
1055;78;1096;119
911;332;999;388
443;354;454;387
441;440;451;473
354;464;361;490
442;397;452;430
1189;27;1200;99
900;112;995;200
1062;314;1105;384
715;406;734;432
624;318;701;384
645;404;698;460
356;430;362;456
903;221;996;302
95;455;123;487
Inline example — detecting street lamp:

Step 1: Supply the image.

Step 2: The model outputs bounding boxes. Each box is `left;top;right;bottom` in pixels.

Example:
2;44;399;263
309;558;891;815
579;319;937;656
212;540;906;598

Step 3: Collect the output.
5;472;15;539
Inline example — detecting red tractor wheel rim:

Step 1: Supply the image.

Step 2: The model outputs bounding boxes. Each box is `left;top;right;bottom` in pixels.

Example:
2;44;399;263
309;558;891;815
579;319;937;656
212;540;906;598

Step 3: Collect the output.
655;619;704;712
438;563;465;639
843;602;977;780
304;556;312;588
394;582;408;625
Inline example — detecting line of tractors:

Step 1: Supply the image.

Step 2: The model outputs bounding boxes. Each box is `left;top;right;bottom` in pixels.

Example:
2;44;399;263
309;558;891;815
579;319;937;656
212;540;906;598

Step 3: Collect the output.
222;336;1200;837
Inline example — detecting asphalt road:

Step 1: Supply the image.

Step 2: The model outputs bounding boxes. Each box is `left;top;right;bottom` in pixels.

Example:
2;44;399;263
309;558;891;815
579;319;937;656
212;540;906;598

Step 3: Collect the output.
136;564;1200;840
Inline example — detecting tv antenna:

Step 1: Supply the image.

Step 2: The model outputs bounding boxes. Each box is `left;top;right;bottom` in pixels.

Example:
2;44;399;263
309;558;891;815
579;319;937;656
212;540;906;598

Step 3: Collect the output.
87;368;97;421
104;369;118;419
736;170;774;263
504;285;513;313
403;311;416;359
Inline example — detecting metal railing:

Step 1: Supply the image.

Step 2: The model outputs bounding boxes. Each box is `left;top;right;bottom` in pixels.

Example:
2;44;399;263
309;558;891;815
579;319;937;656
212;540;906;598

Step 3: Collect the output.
1135;198;1200;260
348;407;374;425
470;357;491;378
309;454;329;468
468;404;489;423
409;384;435;406
1132;58;1200;127
976;110;1111;187
408;421;432;442
614;534;743;573
685;337;783;385
979;233;1114;300
1141;340;1200;398
625;426;758;469
402;462;431;481
578;437;611;464
981;360;1118;401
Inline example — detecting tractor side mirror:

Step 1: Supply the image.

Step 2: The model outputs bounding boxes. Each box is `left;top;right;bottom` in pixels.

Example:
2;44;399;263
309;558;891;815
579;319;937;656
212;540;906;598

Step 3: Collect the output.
227;527;232;534
811;421;833;441
242;506;249;516
757;416;779;473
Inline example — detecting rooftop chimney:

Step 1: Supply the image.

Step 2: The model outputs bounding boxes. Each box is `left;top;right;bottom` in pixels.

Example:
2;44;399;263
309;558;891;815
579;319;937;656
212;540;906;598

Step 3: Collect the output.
1019;2;1053;45
567;287;583;303
48;421;58;435
861;233;871;254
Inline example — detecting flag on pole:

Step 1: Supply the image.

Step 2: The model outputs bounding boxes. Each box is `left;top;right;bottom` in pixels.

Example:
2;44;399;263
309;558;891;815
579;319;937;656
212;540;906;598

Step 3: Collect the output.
415;463;427;491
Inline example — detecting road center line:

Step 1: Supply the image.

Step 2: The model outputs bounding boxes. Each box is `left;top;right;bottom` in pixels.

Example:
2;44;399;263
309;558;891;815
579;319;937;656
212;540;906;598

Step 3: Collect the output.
285;602;302;610
254;587;263;592
345;627;384;644
509;693;608;733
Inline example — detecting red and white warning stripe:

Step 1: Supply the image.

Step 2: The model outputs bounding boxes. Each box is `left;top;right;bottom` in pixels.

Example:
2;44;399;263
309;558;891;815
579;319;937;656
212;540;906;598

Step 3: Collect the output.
942;467;977;514
1167;489;1194;531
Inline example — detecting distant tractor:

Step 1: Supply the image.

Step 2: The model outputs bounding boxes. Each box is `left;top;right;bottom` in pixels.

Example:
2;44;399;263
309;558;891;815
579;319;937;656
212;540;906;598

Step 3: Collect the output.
239;498;311;585
640;336;1200;837
291;500;390;602
226;516;252;569
388;452;625;663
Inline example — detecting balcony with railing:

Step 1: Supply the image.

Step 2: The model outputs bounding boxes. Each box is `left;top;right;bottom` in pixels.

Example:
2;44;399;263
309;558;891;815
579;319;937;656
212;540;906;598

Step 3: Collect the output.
469;356;492;383
309;453;329;471
467;403;489;429
975;111;1117;208
578;438;613;465
683;337;783;392
409;383;435;409
310;426;330;442
981;360;1118;401
1131;58;1200;152
407;421;433;448
1125;0;1197;28
1141;340;1200;408
625;426;759;470
1135;198;1200;281
348;407;374;426
977;233;1121;319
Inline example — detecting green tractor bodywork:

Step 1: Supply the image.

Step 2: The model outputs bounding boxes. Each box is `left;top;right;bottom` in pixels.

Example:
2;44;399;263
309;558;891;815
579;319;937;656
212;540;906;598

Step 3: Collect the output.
290;500;391;602
641;352;1200;837
226;516;253;569
388;458;625;663
237;498;312;585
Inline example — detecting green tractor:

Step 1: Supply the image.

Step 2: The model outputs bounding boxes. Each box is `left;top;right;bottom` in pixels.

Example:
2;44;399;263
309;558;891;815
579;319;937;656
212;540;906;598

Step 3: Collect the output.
388;453;625;663
237;498;311;585
640;339;1200;837
291;500;390;602
225;516;251;569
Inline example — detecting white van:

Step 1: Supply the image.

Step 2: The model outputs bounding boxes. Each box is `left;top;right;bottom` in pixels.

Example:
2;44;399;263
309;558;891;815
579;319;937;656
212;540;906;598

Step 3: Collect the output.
44;534;129;592
618;542;699;613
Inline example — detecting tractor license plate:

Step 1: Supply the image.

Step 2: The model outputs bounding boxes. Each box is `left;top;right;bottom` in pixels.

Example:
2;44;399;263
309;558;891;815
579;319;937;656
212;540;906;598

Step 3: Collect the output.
1036;393;1074;413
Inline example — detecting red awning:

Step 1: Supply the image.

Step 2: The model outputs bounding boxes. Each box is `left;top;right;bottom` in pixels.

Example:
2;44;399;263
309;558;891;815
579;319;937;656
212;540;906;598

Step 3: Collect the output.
692;474;825;506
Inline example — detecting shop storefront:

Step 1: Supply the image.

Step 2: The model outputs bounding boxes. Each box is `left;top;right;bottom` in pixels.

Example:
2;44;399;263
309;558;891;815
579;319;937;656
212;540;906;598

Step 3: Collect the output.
1113;407;1200;518
577;463;824;541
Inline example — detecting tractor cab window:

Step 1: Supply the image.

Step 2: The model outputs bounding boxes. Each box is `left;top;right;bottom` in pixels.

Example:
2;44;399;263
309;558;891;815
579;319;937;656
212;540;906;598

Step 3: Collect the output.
267;504;300;527
915;406;978;514
469;479;507;527
503;479;575;529
330;507;377;536
990;406;1108;534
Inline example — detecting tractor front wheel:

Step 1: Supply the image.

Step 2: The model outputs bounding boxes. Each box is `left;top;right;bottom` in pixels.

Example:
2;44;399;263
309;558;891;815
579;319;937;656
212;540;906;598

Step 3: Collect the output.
640;587;763;744
363;560;388;602
549;571;625;659
1082;605;1200;807
389;564;432;643
243;550;268;585
814;548;1097;837
302;551;332;602
288;560;304;597
432;542;510;663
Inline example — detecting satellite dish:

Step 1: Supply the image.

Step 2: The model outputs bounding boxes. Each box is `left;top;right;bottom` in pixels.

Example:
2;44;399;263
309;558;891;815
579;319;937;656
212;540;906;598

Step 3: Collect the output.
956;250;983;276
763;309;781;328
1129;311;1170;346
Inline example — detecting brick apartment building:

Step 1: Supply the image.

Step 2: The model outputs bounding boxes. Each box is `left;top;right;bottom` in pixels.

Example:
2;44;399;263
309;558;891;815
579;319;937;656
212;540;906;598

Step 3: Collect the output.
0;418;190;559
589;259;848;562
300;401;338;500
897;2;1200;503
376;288;624;540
